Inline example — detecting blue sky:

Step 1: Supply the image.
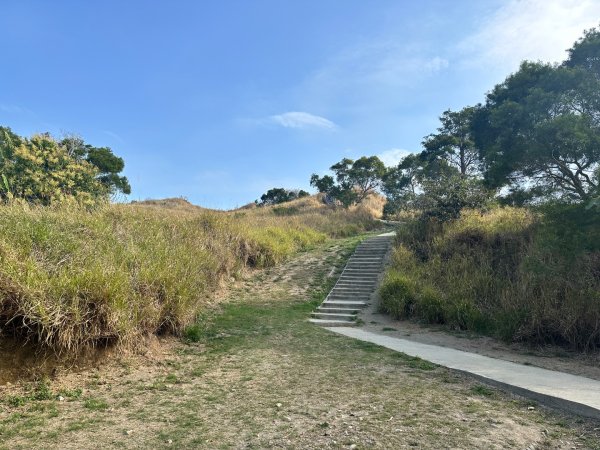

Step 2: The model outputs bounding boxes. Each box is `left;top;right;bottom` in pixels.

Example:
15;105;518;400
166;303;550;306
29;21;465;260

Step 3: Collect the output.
1;1;598;208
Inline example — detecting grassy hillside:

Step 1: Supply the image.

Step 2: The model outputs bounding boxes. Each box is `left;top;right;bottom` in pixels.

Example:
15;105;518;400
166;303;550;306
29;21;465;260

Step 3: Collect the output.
0;195;382;352
380;206;600;350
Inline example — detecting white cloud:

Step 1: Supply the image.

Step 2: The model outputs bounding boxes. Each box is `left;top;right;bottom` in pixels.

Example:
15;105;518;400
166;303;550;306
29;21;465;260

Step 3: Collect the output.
459;0;600;72
377;148;414;167
308;41;450;93
424;57;449;73
0;104;33;115
103;130;125;143
269;111;337;130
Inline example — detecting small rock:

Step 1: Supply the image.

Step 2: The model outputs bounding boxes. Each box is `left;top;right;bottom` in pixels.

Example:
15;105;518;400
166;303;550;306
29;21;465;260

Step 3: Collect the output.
167;440;173;445
528;406;535;411
350;445;357;449
276;403;282;408
285;417;291;422
125;430;134;436
57;395;65;402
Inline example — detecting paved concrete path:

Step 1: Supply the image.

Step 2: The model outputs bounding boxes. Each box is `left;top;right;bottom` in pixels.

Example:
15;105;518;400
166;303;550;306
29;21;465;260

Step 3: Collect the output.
326;327;600;420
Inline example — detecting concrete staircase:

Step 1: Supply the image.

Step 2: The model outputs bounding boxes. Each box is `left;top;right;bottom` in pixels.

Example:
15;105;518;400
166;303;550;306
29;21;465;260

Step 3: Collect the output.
310;233;394;326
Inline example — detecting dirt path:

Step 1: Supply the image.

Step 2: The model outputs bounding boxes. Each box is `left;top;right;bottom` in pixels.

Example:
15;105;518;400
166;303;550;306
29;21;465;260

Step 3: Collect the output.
1;235;599;449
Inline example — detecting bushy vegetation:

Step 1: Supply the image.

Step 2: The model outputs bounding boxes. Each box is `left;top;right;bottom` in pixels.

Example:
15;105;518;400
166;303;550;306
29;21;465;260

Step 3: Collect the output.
380;206;600;350
379;27;600;351
311;156;386;207
256;187;309;206
0;195;380;352
0;127;130;205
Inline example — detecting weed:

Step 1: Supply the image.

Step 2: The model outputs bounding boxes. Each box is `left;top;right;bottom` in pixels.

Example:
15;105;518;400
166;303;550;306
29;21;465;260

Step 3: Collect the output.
84;397;109;411
470;385;495;397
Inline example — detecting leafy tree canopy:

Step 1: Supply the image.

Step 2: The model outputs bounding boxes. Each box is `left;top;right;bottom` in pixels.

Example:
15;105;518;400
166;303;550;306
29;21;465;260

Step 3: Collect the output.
60;135;131;195
421;107;481;177
472;29;600;202
257;188;309;206
310;156;385;207
0;127;131;205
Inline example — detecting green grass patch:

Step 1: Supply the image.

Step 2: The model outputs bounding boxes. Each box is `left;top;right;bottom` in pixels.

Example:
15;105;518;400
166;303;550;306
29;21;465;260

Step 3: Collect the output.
83;397;109;411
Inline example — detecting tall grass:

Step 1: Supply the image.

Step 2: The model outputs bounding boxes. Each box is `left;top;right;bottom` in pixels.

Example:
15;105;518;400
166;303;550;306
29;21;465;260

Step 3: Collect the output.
0;196;380;352
379;206;600;350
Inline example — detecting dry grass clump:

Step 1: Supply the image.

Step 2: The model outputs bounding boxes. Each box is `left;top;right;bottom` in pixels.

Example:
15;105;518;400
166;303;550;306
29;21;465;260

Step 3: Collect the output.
0;196;378;352
380;206;600;350
237;193;384;237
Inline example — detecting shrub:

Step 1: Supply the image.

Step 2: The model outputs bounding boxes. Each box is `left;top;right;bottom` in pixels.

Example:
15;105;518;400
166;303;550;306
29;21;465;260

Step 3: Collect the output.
378;271;419;319
381;206;600;350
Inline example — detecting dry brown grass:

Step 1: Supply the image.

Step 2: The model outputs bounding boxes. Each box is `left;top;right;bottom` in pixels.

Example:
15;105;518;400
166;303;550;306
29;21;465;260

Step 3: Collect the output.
0;196;380;353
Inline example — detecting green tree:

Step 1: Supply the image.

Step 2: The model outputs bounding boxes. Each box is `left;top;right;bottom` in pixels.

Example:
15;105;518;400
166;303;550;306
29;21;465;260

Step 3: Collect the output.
3;134;105;205
0;128;130;205
60;136;131;195
311;156;386;207
417;175;491;222
421;107;481;177
257;188;309;206
473;57;600;202
381;154;423;214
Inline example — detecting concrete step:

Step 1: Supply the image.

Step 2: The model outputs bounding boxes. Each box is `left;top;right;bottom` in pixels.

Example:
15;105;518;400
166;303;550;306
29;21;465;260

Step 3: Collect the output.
338;274;380;279
317;307;361;314
346;259;384;263
311;312;356;321
331;285;375;291
308;318;358;327
354;244;389;252
331;287;374;293
323;300;367;308
311;235;390;328
342;270;381;276
335;280;376;286
328;292;372;299
337;277;379;284
327;297;371;303
339;272;380;277
348;257;384;261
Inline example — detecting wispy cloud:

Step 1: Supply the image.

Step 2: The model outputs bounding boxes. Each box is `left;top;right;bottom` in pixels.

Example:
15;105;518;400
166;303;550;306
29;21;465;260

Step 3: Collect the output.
307;41;449;94
377;148;414;167
0;104;33;115
103;130;125;143
269;111;337;130
459;0;600;72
